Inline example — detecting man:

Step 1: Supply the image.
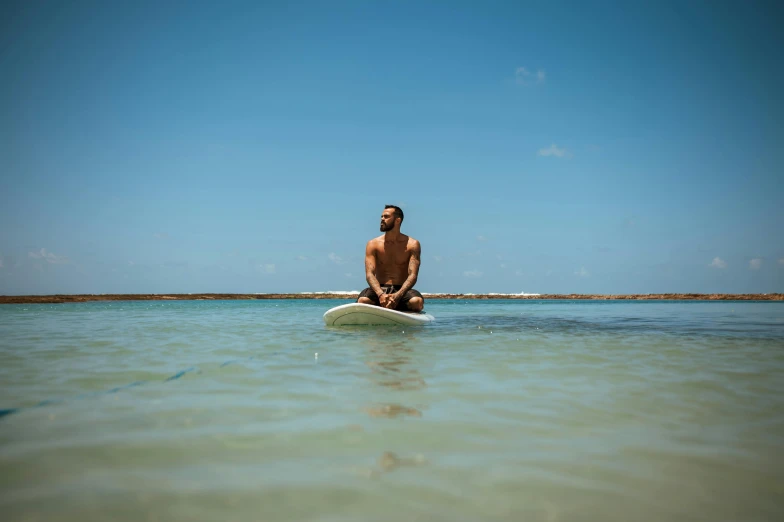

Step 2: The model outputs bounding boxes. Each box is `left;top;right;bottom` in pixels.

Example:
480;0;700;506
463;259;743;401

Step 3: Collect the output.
357;205;425;313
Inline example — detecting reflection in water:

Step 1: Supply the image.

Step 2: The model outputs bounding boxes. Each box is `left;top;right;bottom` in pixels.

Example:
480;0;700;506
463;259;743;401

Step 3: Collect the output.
364;403;422;418
363;333;427;392
355;331;430;476
378;451;427;471
347;451;428;479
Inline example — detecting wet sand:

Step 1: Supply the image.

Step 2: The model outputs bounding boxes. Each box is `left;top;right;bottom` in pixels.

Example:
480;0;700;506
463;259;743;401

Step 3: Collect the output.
1;293;782;304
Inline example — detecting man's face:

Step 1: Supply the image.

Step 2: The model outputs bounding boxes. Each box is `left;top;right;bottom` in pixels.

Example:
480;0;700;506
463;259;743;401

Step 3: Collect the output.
380;209;397;231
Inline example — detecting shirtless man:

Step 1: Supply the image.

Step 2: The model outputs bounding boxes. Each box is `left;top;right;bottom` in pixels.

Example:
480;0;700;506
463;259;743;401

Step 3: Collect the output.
356;205;425;313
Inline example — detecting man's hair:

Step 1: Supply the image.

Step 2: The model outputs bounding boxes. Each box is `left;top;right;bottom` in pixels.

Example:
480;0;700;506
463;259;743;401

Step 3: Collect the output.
385;204;404;223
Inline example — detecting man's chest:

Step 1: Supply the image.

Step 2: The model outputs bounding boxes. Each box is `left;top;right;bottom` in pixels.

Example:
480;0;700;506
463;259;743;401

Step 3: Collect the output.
377;244;409;265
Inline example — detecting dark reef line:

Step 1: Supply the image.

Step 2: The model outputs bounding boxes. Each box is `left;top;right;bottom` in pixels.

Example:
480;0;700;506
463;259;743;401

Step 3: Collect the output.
1;293;782;304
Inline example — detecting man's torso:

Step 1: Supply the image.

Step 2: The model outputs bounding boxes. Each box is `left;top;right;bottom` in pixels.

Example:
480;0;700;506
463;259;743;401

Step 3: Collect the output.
370;234;415;285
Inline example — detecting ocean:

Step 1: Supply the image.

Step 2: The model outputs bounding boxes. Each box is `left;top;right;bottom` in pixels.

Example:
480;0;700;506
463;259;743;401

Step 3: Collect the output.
1;299;783;521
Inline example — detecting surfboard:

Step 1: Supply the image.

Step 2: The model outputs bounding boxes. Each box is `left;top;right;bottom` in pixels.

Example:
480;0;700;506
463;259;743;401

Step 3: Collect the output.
323;303;435;326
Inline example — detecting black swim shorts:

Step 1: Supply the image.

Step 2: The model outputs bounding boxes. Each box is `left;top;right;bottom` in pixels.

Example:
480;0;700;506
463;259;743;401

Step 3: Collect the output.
357;285;424;311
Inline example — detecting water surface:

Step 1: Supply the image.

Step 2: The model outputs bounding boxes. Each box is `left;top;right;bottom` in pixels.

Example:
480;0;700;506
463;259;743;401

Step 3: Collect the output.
1;299;783;521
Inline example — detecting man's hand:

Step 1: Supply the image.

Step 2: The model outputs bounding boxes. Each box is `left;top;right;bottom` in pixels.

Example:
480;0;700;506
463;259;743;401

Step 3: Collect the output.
378;293;391;308
384;292;400;309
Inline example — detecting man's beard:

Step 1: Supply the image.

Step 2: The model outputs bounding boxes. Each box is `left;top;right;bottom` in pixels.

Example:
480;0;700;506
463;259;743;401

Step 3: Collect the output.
380;221;392;231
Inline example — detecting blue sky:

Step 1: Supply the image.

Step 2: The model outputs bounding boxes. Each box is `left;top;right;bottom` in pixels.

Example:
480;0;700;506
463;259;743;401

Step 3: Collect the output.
1;0;782;295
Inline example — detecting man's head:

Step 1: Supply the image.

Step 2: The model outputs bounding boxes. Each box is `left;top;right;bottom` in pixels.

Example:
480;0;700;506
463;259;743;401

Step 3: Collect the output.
380;205;404;232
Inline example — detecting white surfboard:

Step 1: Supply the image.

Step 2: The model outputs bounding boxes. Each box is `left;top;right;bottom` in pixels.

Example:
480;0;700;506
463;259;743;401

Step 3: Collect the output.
323;303;435;326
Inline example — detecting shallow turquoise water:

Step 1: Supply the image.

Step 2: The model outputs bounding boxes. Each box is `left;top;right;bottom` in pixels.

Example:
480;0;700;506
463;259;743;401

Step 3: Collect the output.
1;299;783;521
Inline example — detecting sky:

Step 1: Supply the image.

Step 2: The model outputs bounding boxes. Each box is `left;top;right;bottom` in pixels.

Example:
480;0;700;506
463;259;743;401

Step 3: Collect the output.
1;0;783;295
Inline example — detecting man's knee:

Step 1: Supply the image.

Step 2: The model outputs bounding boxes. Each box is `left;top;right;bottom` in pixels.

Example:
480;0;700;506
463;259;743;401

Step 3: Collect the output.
358;296;375;305
407;296;424;312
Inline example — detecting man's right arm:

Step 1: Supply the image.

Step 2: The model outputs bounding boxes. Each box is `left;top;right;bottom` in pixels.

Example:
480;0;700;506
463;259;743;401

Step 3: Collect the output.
365;241;384;298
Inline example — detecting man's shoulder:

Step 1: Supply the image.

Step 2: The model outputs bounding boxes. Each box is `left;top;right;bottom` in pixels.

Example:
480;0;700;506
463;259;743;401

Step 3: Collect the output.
366;235;384;250
406;236;420;248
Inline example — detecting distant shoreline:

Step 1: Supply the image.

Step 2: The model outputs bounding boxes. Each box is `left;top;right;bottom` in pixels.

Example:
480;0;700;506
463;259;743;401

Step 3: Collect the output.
1;293;782;304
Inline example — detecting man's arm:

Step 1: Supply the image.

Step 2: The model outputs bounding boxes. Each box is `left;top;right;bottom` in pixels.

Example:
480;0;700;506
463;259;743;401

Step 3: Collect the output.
387;240;421;308
364;241;385;298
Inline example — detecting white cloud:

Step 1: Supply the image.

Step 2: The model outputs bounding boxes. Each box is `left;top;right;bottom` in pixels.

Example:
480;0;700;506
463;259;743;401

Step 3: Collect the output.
515;270;522;276
574;267;589;277
328;252;343;264
500;263;506;269
749;258;762;270
477;235;487;242
538;144;569;157
28;248;69;264
433;255;442;262
344;273;353;278
709;257;727;269
153;232;169;239
258;264;275;274
463;270;483;277
515;67;546;86
297;255;308;261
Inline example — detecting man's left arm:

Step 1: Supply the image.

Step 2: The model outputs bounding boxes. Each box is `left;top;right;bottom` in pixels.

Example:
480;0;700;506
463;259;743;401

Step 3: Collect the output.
389;241;421;307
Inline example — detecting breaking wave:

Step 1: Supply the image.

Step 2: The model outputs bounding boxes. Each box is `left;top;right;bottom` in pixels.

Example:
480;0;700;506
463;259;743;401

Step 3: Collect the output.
422;292;541;296
293;291;542;296
298;290;360;294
